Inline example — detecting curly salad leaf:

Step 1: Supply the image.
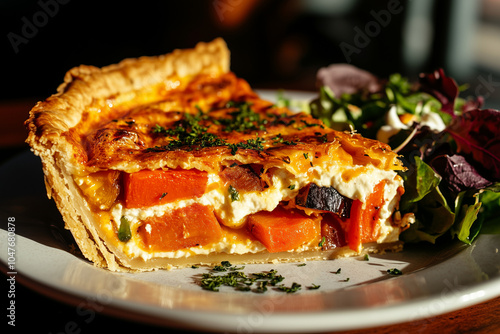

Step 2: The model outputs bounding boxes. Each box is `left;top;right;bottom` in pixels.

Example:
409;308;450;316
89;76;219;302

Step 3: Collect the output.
419;68;459;116
448;108;500;179
310;65;500;245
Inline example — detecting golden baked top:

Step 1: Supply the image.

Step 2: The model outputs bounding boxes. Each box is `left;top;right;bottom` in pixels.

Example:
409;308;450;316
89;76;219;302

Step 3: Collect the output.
26;38;404;177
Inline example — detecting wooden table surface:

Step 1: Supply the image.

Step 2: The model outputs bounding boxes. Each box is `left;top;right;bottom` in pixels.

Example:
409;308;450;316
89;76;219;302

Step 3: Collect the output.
2;99;500;334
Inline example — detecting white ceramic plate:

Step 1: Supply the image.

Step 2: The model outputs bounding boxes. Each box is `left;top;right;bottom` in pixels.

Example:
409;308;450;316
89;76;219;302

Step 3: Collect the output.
1;91;500;333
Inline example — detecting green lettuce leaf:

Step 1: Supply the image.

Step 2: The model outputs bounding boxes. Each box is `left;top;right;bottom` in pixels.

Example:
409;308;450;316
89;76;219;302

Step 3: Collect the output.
474;184;500;234
399;156;441;210
452;191;482;244
451;183;500;243
400;157;456;243
401;181;455;244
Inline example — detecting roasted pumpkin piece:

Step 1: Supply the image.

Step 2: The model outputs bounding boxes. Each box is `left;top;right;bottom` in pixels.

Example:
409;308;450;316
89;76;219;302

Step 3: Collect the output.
123;168;208;209
348;181;386;252
247;206;319;252
137;203;222;252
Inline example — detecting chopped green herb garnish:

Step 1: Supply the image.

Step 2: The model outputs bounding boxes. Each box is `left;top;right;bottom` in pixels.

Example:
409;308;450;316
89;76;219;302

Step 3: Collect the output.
300;119;323;128
271;133;299;146
228;185;240;201
278;282;301;293
251;269;285;286
318;134;328;143
217;101;269;133
387;268;403;275
200;270;251;291
198;262;318;294
159;192;168;200
364;254;370;261
228;137;265;155
149;112;227;151
303;153;309;159
270;276;285;286
272;134;284;144
318;236;326;248
288;184;296;190
252;269;277;280
231;266;245;271
118;216;132;242
200;264;284;292
212;265;229;272
334;268;342;274
254;281;268;293
152;124;165;133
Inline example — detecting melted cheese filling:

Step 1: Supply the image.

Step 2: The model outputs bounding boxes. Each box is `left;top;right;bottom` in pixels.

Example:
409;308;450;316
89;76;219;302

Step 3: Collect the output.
106;161;403;261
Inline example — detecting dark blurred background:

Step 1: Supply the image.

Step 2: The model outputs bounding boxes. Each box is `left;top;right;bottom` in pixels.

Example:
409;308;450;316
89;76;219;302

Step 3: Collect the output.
2;1;500;332
1;0;500;155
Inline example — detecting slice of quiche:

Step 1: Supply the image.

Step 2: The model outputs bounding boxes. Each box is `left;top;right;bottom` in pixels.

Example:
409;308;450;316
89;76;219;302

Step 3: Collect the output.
25;38;413;271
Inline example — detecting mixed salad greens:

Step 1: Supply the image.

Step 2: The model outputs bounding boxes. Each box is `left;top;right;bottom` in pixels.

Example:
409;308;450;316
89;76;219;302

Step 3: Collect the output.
307;65;500;245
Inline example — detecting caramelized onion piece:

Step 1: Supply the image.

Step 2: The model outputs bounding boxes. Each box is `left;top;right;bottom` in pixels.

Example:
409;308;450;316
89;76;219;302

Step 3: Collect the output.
295;183;352;217
321;213;347;250
76;170;121;210
220;164;264;192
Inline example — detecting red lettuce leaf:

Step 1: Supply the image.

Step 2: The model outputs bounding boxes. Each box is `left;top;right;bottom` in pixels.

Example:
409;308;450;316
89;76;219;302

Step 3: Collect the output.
462;96;484;112
419;68;459;116
316;64;382;97
447;108;500;180
430;154;494;193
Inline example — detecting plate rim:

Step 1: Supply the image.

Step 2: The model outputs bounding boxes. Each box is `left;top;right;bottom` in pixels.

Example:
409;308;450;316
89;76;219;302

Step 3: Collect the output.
2;88;500;333
2;238;499;333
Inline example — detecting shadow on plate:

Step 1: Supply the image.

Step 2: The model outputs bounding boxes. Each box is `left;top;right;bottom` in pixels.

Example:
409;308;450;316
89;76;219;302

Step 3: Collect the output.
0;151;83;257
